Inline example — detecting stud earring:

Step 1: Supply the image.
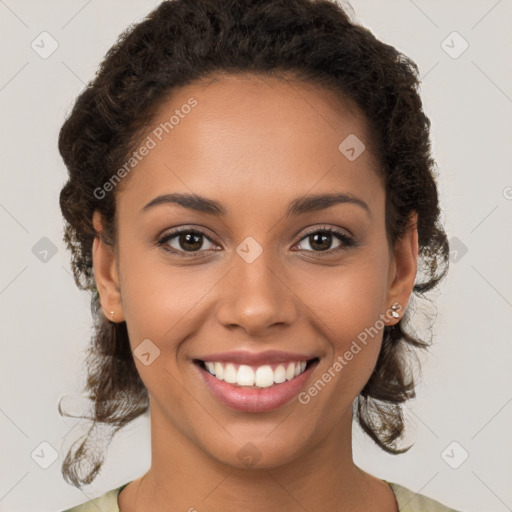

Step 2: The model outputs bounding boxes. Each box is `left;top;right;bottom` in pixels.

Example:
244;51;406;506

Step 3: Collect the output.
110;310;115;322
390;303;401;319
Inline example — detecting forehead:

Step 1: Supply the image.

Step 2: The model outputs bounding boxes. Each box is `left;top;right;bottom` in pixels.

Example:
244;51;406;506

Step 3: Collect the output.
115;73;384;216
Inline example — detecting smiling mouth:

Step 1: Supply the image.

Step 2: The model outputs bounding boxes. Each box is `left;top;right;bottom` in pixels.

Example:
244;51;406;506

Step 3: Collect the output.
194;358;320;389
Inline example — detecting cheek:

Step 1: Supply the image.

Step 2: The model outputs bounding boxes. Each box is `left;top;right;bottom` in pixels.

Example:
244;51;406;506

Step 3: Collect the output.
118;246;224;381
119;238;203;333
297;255;390;385
118;256;205;417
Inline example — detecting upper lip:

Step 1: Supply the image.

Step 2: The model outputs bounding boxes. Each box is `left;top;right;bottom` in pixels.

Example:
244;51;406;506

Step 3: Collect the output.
195;350;318;366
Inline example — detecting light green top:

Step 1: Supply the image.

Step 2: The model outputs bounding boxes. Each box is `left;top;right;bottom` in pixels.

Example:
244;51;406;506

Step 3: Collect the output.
62;480;461;511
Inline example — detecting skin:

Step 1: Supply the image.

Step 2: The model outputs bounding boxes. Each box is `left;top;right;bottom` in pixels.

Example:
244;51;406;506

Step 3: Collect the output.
92;73;418;512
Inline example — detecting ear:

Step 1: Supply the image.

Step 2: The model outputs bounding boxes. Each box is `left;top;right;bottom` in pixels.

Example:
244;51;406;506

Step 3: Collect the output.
384;211;419;324
92;210;125;323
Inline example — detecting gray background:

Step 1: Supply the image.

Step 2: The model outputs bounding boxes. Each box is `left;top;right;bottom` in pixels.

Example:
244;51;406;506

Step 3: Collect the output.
1;0;511;511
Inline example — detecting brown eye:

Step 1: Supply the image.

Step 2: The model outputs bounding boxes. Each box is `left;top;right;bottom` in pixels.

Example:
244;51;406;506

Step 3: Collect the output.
295;227;354;253
158;229;217;255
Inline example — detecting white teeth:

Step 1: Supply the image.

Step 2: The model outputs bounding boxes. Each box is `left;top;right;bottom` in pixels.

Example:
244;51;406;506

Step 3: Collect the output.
237;365;255;386
254;365;274;388
203;360;310;388
214;362;224;380
223;363;237;383
285;362;296;380
274;364;286;384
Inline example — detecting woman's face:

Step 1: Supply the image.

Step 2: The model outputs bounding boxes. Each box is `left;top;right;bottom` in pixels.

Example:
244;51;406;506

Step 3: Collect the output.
93;73;417;470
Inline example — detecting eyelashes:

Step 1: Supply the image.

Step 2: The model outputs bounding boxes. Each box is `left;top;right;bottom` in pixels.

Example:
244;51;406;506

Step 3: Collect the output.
156;225;356;259
157;228;217;257
296;226;355;253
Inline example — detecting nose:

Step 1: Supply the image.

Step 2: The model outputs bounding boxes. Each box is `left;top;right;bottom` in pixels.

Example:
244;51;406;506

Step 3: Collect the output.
214;248;298;336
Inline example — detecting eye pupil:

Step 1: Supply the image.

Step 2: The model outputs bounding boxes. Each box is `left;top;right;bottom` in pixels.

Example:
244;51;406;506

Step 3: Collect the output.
310;232;331;251
180;232;202;251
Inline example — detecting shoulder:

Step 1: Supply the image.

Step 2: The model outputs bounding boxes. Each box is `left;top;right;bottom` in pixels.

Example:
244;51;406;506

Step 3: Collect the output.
61;483;130;512
388;482;461;512
62;480;461;512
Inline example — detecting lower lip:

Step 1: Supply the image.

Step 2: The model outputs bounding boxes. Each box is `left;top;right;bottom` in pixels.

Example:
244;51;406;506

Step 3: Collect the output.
196;361;318;413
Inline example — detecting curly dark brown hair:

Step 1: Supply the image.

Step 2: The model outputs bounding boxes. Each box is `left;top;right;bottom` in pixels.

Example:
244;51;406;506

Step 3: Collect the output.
57;0;449;488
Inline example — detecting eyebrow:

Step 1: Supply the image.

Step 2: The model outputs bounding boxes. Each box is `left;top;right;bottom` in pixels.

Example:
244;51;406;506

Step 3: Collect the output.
141;192;371;218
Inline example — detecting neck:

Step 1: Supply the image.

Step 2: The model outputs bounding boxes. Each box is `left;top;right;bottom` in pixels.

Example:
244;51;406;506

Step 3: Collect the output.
126;402;388;512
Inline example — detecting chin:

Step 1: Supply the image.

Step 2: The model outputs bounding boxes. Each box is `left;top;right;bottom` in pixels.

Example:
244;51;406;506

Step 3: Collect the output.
200;426;315;471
